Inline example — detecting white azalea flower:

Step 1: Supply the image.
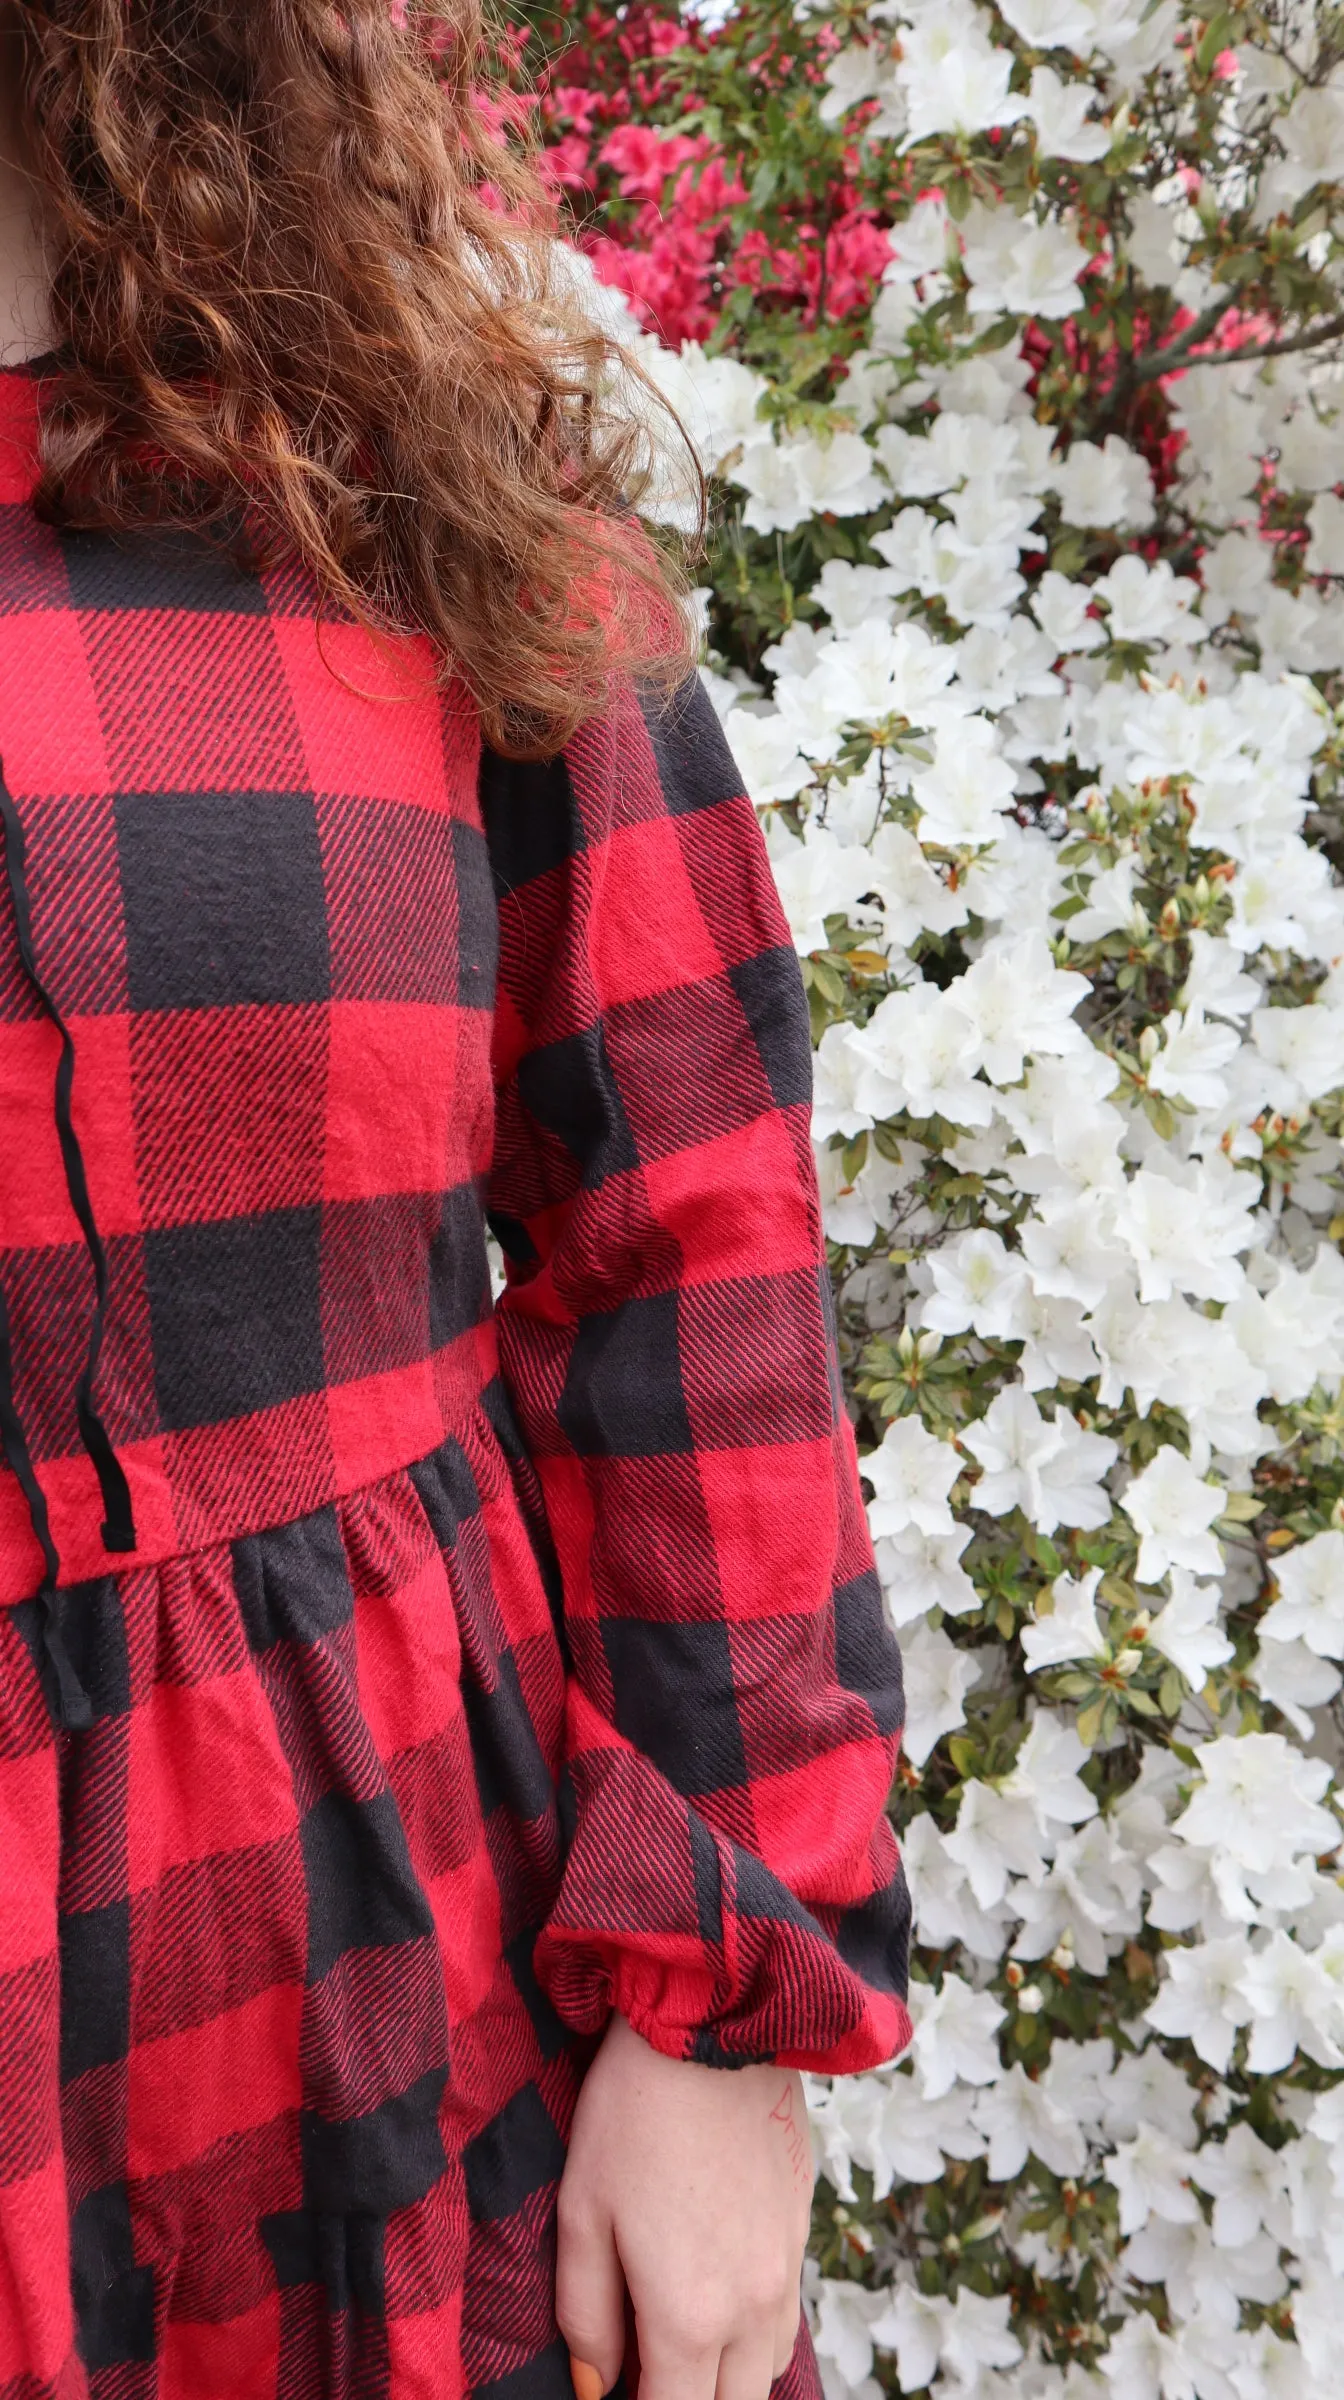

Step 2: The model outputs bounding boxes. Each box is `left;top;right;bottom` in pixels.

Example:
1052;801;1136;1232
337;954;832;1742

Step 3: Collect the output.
921;1226;1030;1340
896;9;1030;146
961;202;1092;320
946;1779;1048;1909
1026;64;1112;161
1094;552;1206;644
1022;1567;1108;1672
1147;1572;1234;1691
962;1386;1117;1533
875;1522;979;1628
1239;1927;1344;2074
1250;1635;1341;1743
907;1971;1007;2097
1188;2124;1290;2248
864;1415;961;1540
1259;1530;1344;1659
1104;2121;1203;2236
1011;1817;1144;1973
1051;434;1155;531
1030;565;1107;653
722;709;813;806
1121;1448;1225;1585
907;711;1018;846
901;1619;982;1768
1145;1933;1256;2073
1002;1710;1098;1834
1147;1005;1241;1113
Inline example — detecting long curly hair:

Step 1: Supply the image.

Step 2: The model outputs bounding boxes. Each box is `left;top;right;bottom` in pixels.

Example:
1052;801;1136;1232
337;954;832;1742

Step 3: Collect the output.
16;0;698;754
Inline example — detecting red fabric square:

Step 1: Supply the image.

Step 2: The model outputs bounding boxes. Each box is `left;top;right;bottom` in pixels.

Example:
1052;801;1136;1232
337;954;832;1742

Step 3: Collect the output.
83;612;306;790
0;1747;59;1973
427;1841;503;2024
130;1005;328;1228
748;1746;897;1906
270;615;473;813
127;1979;304;2178
679;1270;834;1454
0;372;39;502
162;1392;336;1551
696;1439;839;1624
158;2297;283;2400
326;1359;442;1496
587;818;725;1008
0;610;110;794
354;1547;463;1760
0;2151;74;2384
322;1000;467;1203
126;1670;299;1890
641;1114;821;1286
72;1016;143;1238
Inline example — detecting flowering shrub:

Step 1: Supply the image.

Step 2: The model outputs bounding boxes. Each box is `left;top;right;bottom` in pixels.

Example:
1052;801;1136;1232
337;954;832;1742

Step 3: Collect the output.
514;1;1344;2389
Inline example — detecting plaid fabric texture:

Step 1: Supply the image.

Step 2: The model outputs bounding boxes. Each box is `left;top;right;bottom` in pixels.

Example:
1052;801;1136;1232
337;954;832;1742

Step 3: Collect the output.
0;359;910;2396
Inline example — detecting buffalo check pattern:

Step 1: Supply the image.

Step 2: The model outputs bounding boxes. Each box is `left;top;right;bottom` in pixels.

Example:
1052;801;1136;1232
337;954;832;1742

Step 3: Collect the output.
0;360;910;2399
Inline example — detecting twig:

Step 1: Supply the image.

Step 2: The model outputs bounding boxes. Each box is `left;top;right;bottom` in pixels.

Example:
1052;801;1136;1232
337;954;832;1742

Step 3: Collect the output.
1129;306;1344;385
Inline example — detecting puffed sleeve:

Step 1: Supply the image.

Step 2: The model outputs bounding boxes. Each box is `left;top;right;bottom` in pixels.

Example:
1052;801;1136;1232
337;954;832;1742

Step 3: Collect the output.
481;674;911;2072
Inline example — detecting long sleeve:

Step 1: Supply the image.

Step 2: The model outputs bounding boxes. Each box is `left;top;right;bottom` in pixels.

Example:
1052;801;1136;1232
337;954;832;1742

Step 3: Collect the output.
482;674;911;2073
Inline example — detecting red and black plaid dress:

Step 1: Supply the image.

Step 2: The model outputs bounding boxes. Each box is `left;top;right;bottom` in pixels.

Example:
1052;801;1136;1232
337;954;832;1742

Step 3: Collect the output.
0;358;910;2400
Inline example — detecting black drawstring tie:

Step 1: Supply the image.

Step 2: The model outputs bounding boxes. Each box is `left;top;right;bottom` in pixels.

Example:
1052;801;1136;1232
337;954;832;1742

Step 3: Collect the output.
0;762;136;1729
0;1283;93;1730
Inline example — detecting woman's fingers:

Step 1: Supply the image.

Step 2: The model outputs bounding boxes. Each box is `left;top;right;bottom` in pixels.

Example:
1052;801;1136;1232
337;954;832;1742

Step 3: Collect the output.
555;2195;627;2399
713;2329;782;2400
635;2323;722;2400
771;2293;803;2383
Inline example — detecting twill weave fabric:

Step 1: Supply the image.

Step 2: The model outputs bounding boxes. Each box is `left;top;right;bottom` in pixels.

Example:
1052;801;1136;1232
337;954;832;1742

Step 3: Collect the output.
0;359;911;2399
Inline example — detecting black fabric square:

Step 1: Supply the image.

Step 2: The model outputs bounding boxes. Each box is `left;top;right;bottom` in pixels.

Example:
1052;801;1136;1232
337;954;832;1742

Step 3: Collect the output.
732;1845;818;1930
232;1504;356;1655
504;1928;570;2063
71;2184;156;2369
116;787;330;1011
728;949;814;1110
60;1900;131;2081
556;1292;693;1459
643;679;746;818
428;1182;493;1352
299;2062;448;2218
688;1808;724;1946
835;1883;911;1998
461;1648;555;1824
517;1024;640;1190
480;750;583;893
321;1192;437;1388
833;1569;905;1738
452;818;499;1011
473;2341;576;2400
61;523;268;614
600;1617;750;1798
409;1437;483;1550
14;1575;128;1724
146;1206;324;1430
300;1789;435;1985
0;502;70;614
261;2208;387;2314
463;2082;566;2222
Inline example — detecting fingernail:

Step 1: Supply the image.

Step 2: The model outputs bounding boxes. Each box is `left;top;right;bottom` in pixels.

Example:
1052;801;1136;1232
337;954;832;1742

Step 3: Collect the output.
570;2360;605;2400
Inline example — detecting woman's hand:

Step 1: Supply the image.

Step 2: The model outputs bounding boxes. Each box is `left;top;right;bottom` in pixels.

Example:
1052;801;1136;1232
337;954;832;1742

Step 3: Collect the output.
556;2012;814;2400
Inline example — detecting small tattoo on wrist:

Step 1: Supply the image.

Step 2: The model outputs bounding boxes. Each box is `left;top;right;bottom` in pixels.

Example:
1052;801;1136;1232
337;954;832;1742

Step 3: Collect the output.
769;2080;811;2187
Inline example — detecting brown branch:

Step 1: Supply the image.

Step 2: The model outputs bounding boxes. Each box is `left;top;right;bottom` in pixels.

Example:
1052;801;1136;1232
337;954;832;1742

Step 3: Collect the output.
1129;306;1344;385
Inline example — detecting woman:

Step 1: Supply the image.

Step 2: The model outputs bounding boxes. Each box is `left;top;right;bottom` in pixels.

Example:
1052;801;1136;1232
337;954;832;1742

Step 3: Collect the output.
0;6;911;2397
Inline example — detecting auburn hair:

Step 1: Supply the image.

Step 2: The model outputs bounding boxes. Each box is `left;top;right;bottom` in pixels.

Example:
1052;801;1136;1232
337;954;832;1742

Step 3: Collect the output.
16;0;699;754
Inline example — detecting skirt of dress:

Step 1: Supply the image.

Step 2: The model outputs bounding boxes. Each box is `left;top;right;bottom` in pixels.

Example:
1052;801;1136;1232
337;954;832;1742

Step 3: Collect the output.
0;1401;824;2400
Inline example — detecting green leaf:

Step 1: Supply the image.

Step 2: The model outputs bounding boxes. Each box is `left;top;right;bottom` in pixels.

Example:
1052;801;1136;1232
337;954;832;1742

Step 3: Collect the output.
749;157;779;212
